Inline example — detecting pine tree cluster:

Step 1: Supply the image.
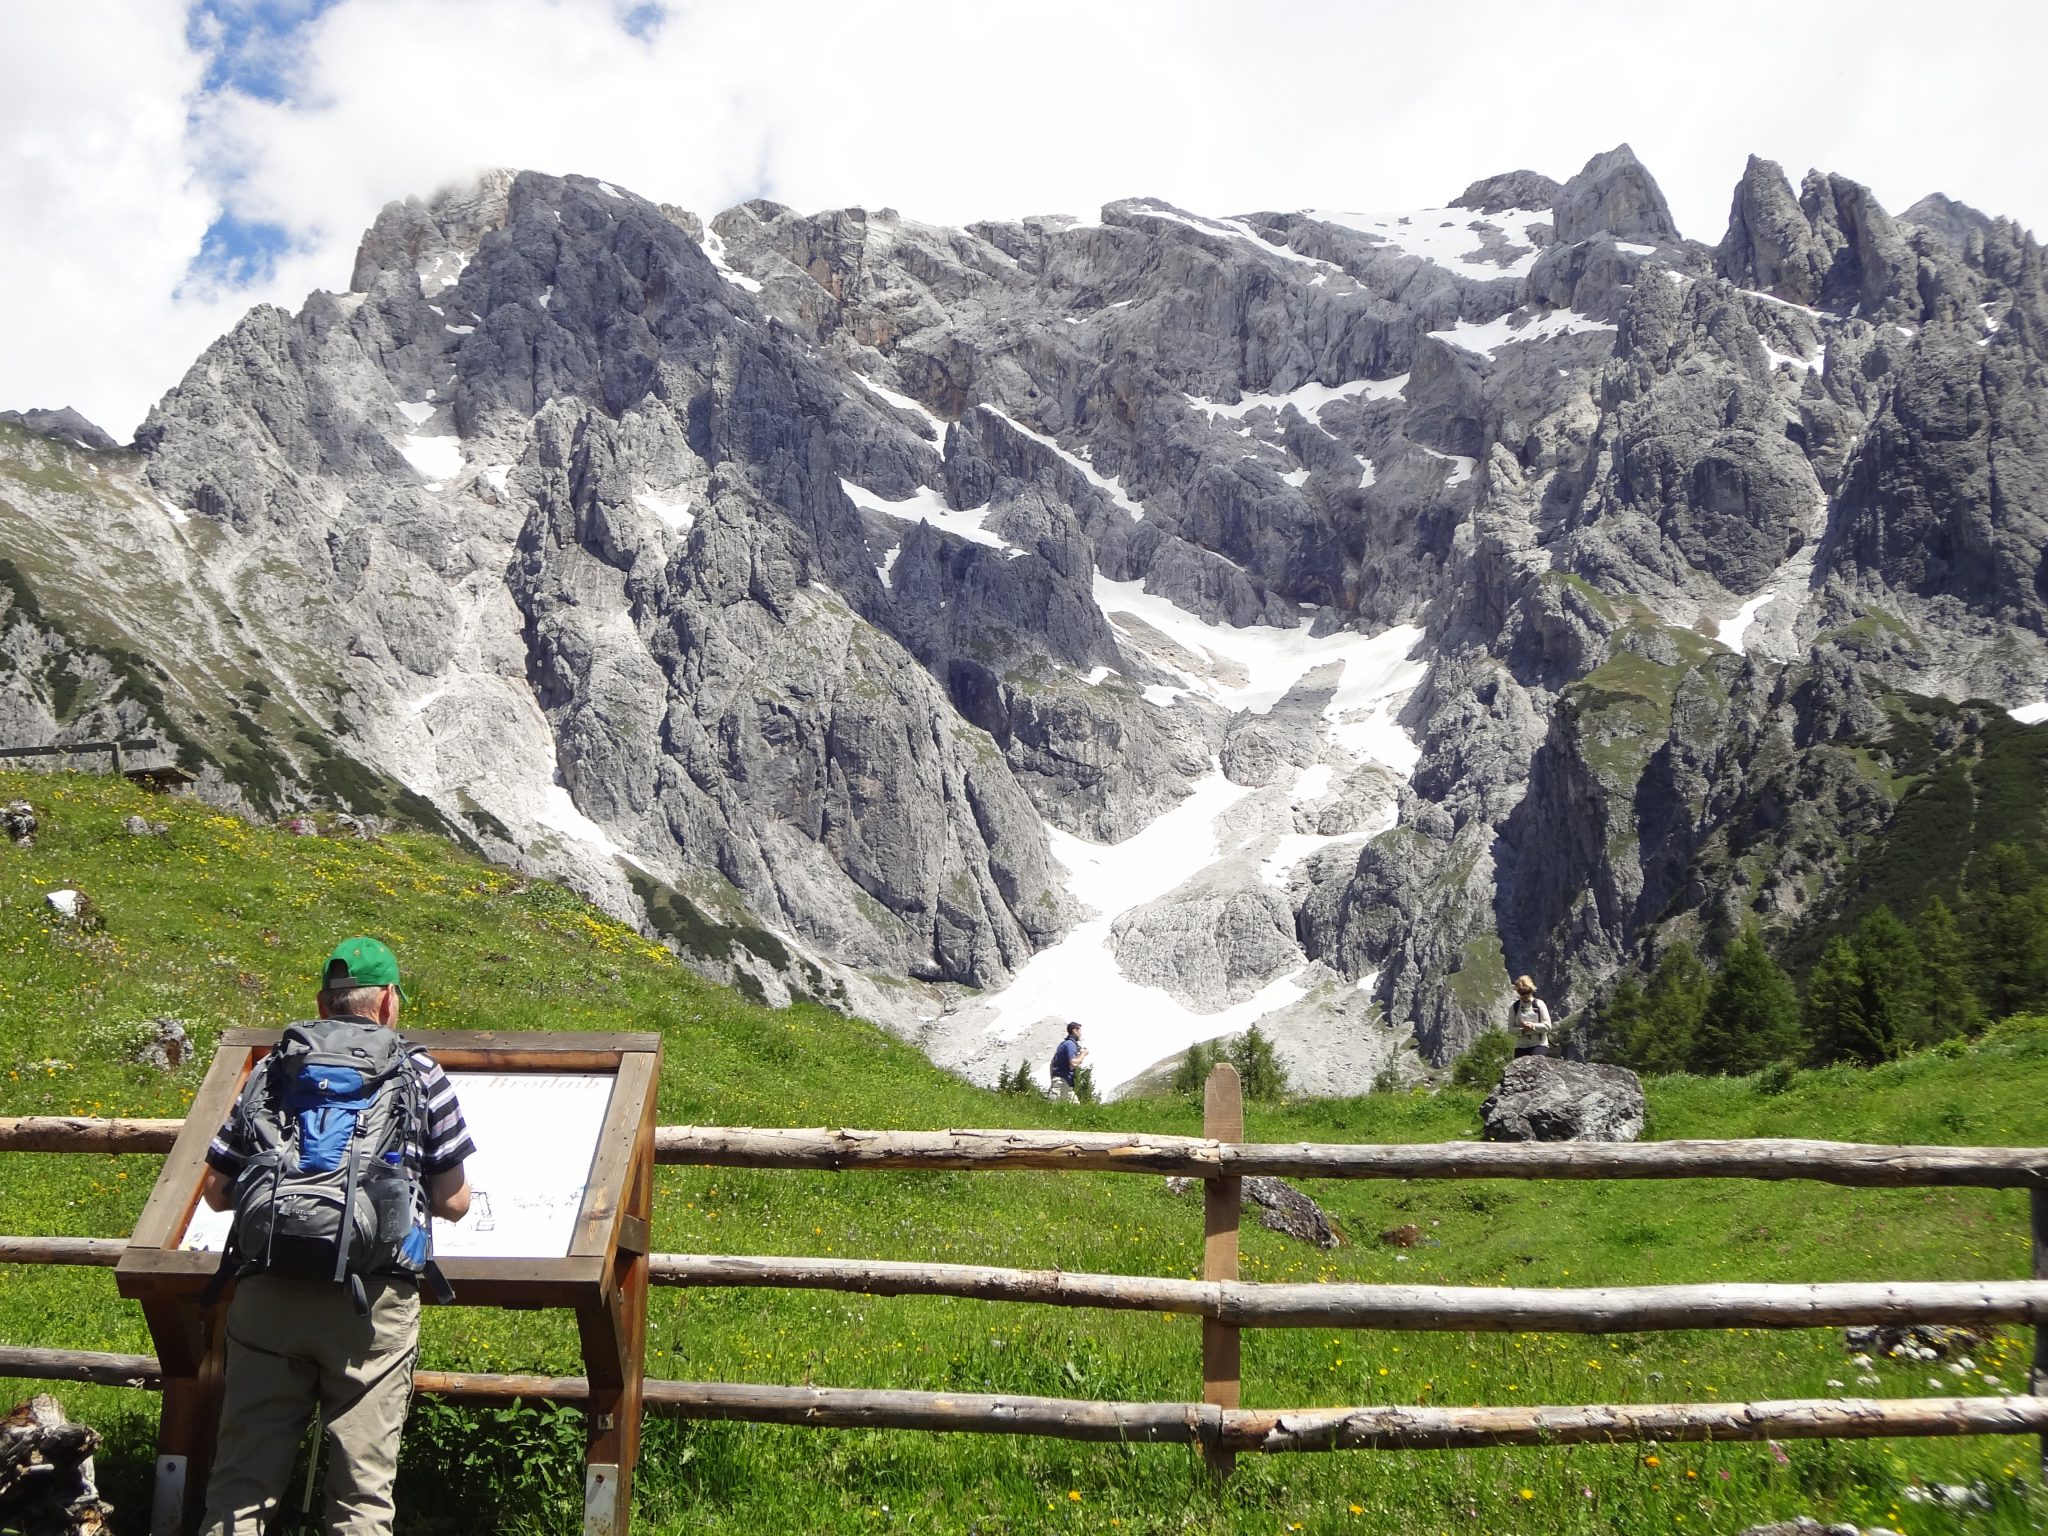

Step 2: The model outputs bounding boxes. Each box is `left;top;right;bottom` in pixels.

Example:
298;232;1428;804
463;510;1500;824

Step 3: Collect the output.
1581;841;2048;1074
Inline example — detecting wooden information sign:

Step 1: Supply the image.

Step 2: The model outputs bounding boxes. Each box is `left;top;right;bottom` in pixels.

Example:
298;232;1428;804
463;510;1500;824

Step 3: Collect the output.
116;1028;662;1536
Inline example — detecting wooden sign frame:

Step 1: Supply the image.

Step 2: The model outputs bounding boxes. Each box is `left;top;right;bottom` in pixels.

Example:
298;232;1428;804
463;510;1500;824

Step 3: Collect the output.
115;1028;662;1536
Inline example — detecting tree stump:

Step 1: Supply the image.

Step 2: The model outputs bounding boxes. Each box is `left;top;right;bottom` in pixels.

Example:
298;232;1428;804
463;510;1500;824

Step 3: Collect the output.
0;1395;115;1534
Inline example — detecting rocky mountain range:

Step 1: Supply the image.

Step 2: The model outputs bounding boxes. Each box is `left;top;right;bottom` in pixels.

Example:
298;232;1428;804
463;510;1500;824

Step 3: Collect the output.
3;144;2043;1094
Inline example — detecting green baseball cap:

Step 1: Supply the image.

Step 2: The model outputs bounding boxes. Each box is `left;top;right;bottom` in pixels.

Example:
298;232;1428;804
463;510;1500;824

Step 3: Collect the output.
322;936;406;1002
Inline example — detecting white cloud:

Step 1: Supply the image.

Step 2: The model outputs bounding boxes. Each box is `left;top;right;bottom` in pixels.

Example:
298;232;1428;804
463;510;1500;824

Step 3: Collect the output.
3;0;2046;438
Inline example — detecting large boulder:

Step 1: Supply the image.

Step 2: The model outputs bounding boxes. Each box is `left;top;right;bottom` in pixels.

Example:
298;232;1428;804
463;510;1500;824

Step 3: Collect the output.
1480;1056;1645;1142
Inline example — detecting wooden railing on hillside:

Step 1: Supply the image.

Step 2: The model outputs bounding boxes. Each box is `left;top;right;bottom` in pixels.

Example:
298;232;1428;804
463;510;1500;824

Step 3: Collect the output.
2;1066;2047;1488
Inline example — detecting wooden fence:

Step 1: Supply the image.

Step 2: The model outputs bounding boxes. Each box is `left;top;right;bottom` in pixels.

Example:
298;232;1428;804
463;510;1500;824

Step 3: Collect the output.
2;1065;2047;1487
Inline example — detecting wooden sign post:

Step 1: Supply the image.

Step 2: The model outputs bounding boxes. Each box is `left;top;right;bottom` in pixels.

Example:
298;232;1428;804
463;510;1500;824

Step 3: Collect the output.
116;1028;662;1536
1201;1063;1243;1484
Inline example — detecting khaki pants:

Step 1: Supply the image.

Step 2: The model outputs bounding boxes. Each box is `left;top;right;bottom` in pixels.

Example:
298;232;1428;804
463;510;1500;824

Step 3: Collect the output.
1049;1076;1078;1103
199;1274;420;1536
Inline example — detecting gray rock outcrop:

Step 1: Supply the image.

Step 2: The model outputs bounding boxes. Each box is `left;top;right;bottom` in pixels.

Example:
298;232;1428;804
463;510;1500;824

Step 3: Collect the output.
5;142;2045;1091
1480;1057;1645;1141
1553;144;1681;245
0;408;119;452
1452;170;1561;214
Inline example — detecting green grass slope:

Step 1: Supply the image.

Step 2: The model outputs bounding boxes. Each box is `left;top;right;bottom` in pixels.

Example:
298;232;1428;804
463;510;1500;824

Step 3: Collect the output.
0;772;2043;1535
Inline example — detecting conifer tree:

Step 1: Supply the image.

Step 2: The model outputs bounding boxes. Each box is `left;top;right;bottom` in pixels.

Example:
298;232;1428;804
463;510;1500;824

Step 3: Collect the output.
1804;937;1884;1065
1586;977;1645;1064
1226;1026;1287;1101
1626;943;1709;1074
1916;896;1983;1041
1967;843;2048;1017
1693;924;1799;1074
1852;906;1927;1051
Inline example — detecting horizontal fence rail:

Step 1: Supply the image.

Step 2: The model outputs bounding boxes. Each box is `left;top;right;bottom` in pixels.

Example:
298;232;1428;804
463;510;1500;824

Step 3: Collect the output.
7;1117;2046;1188
650;1128;2048;1187
647;1255;2048;1332
3;1109;2045;1487
3;1344;2044;1453
9;1237;2044;1332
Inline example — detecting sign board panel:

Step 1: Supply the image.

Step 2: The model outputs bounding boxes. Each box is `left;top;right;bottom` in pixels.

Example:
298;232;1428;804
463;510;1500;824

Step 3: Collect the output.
177;1071;617;1260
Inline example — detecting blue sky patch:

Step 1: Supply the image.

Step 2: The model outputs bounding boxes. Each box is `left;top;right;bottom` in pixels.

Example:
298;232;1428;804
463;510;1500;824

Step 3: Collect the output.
185;211;298;291
620;3;667;40
186;0;341;103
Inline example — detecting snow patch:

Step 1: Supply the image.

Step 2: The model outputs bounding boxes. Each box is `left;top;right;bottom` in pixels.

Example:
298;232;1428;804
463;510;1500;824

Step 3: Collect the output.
1419;447;1476;487
1304;206;1550;279
1129;205;1342;276
1357;457;1377;488
1092;575;1425;773
444;324;475;336
596;181;624;199
1084;666;1114;686
852;373;950;446
400;436;463;482
634;491;694;535
1291;763;1333;802
1615;241;1658;255
535;772;643;871
1717;592;1779;654
876;546;900;589
1186;374;1408;423
972;769;1313;1089
1427;308;1617;362
979;406;1146;520
2008;702;2048;726
395;399;437;426
152;495;192;526
842;478;1013;553
700;228;764;293
482;465;511;496
1281;467;1310;488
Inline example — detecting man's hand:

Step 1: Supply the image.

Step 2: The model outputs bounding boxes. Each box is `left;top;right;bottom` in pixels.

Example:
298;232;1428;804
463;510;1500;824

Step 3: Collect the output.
428;1165;471;1222
200;1165;233;1212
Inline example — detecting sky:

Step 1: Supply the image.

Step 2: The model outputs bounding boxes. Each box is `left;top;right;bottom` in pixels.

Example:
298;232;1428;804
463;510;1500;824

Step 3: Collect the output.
4;0;2045;440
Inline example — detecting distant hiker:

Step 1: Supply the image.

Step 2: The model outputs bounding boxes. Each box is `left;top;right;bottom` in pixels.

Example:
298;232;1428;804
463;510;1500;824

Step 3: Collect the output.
1049;1020;1089;1103
1508;974;1552;1058
195;937;474;1536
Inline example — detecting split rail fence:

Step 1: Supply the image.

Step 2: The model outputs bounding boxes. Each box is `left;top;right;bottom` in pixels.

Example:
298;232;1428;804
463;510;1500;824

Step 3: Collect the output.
3;1064;2047;1489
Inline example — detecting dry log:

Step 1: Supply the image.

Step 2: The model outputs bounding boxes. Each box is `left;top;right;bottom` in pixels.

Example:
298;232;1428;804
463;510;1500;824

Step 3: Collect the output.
652;1127;2048;1188
5;1347;2045;1455
0;1393;115;1534
0;1347;160;1391
1226;1393;2048;1451
7;1117;2043;1189
639;1380;1213;1442
648;1255;2048;1332
0;1239;123;1268
0;1119;180;1155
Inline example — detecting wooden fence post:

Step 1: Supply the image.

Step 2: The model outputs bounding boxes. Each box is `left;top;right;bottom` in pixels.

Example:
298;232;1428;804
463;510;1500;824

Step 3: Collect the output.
1203;1063;1243;1484
2033;1189;2047;1484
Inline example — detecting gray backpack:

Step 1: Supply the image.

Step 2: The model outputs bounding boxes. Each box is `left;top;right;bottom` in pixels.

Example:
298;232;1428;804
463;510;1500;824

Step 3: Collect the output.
209;1019;431;1310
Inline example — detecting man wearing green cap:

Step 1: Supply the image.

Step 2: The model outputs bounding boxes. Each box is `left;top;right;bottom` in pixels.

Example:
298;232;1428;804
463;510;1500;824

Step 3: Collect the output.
195;937;474;1536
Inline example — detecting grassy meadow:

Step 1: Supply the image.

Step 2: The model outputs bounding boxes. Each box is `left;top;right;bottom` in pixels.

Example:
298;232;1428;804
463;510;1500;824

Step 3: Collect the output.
0;770;2043;1534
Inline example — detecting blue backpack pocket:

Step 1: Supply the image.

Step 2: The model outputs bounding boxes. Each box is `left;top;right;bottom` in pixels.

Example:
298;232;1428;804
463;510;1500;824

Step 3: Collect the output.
287;1066;375;1172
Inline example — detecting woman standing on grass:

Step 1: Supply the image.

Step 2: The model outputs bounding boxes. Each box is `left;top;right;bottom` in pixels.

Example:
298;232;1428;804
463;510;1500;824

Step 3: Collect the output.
1507;974;1552;1058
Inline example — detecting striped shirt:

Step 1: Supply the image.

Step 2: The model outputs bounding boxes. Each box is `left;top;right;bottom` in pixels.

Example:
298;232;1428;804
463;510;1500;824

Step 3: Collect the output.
207;1043;476;1179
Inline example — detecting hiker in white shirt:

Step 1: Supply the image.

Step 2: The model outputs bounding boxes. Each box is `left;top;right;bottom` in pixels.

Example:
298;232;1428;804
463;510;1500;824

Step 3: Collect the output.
1507;974;1552;1058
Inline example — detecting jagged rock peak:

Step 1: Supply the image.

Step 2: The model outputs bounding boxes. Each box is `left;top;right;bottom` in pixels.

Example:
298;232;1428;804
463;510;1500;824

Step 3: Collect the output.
1552;143;1681;246
1716;154;1827;304
349;167;519;296
1900;191;1996;251
0;407;120;452
1451;170;1562;214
